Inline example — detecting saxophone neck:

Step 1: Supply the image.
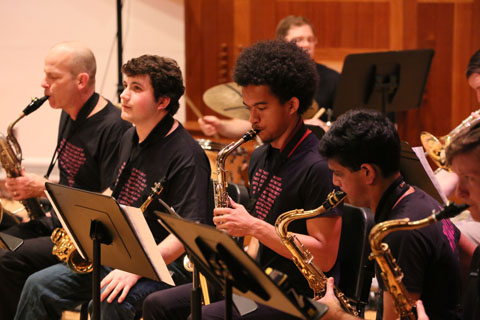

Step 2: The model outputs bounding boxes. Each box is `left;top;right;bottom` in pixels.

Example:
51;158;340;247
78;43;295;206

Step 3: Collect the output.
369;202;468;250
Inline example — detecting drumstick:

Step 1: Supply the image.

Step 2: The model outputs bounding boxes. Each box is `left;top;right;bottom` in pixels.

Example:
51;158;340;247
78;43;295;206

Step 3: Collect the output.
312;107;326;120
185;95;220;139
185;95;204;119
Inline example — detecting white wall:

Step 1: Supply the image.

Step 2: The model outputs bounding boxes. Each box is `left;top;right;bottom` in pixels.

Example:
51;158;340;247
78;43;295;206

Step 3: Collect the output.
0;0;185;177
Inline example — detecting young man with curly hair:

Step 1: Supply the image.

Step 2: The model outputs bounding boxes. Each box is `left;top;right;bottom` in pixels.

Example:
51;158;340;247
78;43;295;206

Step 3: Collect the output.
14;55;212;320
142;39;342;320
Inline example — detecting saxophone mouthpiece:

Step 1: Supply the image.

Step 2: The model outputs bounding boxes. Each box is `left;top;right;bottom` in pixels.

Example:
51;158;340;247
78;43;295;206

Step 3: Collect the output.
242;129;258;142
22;96;49;116
434;202;469;221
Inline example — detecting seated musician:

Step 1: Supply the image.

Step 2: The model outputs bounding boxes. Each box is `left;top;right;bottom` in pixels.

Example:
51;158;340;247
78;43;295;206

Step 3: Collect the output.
15;55;211;320
0;42;131;320
414;121;480;319
198;15;339;139
141;39;342;320
317;109;464;320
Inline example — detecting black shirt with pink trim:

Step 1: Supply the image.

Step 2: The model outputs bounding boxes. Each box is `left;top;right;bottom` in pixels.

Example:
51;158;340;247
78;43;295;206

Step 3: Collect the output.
248;121;341;297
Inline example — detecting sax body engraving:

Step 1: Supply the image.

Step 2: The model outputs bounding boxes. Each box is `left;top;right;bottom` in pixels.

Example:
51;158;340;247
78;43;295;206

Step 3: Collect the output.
275;190;359;316
0;96;49;221
368;202;468;319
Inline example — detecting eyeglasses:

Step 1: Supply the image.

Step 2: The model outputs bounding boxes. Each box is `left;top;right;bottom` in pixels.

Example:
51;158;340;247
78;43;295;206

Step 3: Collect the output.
290;36;317;45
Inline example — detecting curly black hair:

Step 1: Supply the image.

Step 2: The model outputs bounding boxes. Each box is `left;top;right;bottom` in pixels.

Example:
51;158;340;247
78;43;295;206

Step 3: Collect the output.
318;109;400;177
233;40;318;114
122;55;185;115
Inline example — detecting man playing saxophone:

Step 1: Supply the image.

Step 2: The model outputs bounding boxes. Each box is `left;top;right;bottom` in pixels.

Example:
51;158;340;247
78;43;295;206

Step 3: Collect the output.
15;54;212;320
142;39;342;320
317;110;464;320
0;42;131;320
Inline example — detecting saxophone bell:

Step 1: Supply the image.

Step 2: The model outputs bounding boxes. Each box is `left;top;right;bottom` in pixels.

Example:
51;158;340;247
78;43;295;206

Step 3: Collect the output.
275;190;359;316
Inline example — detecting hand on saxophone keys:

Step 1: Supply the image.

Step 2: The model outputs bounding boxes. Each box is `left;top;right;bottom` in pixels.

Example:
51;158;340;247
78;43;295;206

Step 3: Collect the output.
5;169;49;200
212;198;255;237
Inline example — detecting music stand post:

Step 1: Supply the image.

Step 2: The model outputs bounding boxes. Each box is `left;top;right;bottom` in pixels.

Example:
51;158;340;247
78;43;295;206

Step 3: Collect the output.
333;49;434;118
89;220;112;320
155;211;329;320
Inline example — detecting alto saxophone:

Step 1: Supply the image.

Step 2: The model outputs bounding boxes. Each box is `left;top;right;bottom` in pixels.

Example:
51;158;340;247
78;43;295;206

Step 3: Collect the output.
275;190;359;316
368;202;468;319
0;96;49;221
213;129;257;208
51;178;169;274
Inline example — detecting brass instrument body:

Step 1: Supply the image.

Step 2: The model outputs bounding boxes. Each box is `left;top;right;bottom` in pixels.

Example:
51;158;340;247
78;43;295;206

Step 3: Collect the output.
0;96;49;220
368;203;468;319
213;129;257;208
421;110;480;171
51;227;93;273
275;190;359;316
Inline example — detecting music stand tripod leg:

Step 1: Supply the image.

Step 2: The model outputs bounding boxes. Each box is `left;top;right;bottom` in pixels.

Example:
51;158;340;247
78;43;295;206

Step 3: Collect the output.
191;267;203;320
90;220;112;320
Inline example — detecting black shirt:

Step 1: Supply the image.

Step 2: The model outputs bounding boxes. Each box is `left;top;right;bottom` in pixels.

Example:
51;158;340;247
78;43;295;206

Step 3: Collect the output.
315;63;340;111
57;95;131;191
248;121;341;297
111;117;211;243
374;177;461;320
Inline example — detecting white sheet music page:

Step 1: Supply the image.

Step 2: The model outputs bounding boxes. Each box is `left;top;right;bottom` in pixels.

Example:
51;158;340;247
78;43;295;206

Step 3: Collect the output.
412;146;448;205
121;205;174;286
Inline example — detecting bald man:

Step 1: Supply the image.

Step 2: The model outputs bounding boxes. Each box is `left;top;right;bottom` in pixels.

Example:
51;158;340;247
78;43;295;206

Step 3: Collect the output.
0;42;130;320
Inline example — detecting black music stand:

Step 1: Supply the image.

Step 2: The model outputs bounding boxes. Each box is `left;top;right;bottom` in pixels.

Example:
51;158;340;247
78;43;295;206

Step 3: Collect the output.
155;211;329;320
0;232;23;251
333;49;434;117
44;183;173;320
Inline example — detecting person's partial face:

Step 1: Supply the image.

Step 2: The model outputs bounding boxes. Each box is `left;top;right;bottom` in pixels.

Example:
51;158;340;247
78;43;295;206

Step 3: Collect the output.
451;150;480;221
468;73;480;104
120;74;160;126
41;48;78;110
242;85;296;148
284;24;317;59
328;159;370;208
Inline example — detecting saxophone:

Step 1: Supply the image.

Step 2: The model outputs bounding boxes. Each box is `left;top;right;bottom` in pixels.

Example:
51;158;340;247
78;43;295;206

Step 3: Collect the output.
51;178;169;274
0;96;49;221
275;190;359;316
368;202;468;319
213;129;257;208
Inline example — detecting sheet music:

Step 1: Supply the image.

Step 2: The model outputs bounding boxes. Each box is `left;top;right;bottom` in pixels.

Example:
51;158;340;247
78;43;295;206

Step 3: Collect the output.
412;146;448;204
121;205;174;286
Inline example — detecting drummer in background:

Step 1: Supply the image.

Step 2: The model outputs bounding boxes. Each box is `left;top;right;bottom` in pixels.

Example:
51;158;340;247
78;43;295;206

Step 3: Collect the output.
198;15;340;138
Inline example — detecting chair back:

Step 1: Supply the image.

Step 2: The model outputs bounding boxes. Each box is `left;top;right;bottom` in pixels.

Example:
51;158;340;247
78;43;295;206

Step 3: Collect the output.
337;204;375;317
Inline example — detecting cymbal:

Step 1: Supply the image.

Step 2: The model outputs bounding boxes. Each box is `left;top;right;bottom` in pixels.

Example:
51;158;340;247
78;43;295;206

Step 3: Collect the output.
202;82;249;120
202;82;320;120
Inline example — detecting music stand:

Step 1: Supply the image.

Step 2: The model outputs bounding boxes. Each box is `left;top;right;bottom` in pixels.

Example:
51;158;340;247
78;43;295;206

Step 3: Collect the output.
399;141;447;205
333;49;434;117
44;182;173;320
0;232;23;251
155;211;329;320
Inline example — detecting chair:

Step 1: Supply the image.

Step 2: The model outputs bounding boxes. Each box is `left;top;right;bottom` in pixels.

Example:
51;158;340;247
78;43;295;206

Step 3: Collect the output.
337;204;375;317
226;182;249;207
